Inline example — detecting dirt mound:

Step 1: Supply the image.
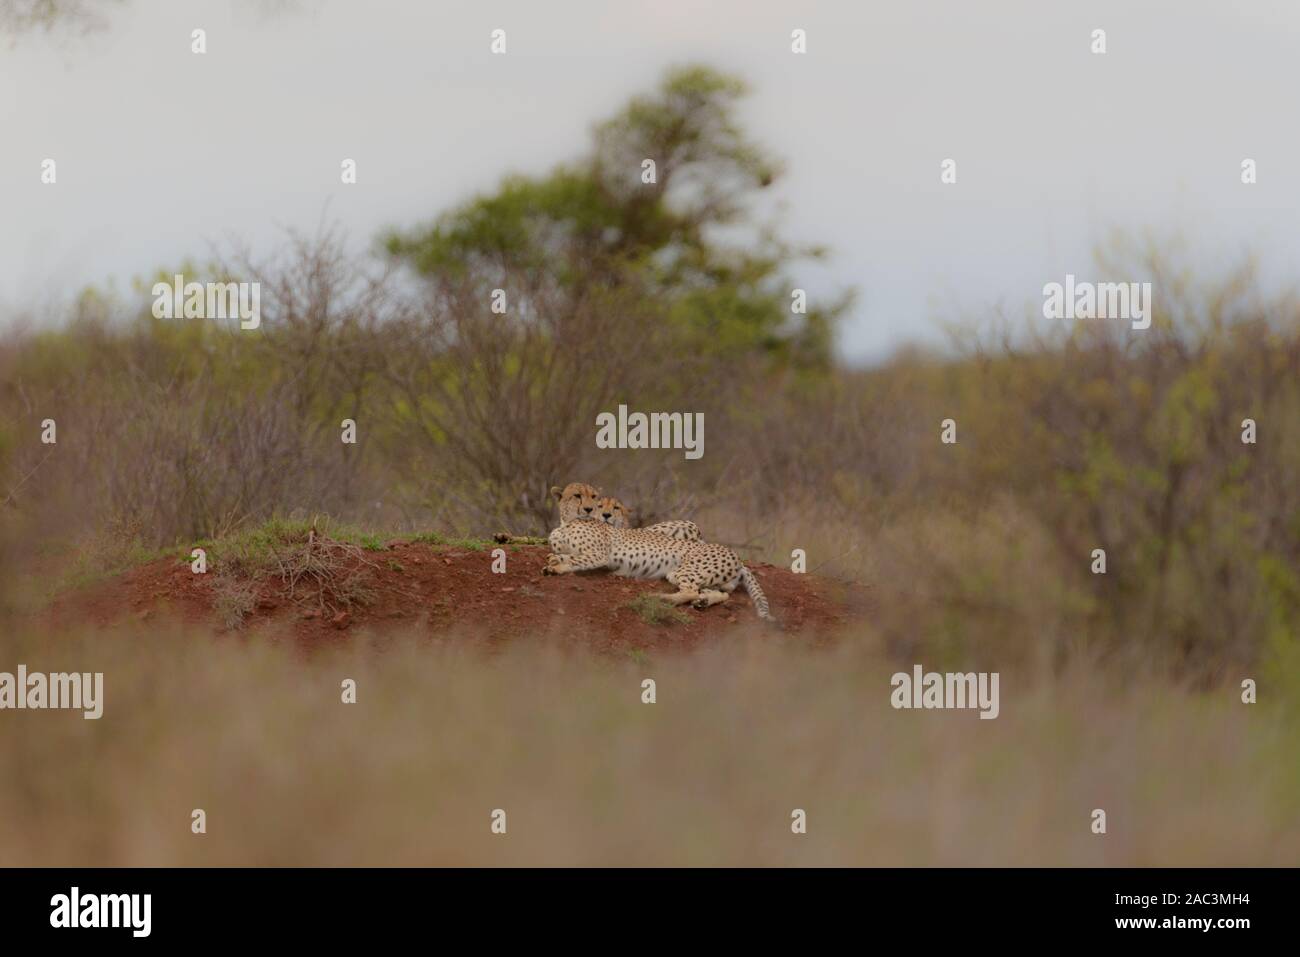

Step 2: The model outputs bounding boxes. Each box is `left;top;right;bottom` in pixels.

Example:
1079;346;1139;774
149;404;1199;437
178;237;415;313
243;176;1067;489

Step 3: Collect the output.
41;542;866;651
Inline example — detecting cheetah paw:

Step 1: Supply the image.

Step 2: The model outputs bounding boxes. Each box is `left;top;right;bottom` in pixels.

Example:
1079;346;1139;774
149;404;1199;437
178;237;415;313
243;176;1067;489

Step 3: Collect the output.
691;597;710;609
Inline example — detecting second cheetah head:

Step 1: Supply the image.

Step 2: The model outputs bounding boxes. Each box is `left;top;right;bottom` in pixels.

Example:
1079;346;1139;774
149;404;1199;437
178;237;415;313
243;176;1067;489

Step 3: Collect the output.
596;496;631;528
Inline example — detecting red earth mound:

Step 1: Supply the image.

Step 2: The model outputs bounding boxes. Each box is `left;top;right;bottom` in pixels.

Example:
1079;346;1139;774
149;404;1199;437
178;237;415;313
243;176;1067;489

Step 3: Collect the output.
41;542;868;652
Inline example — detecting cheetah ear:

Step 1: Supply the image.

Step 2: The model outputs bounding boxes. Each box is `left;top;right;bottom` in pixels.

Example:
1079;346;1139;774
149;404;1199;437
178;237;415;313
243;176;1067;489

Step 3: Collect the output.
550;486;563;500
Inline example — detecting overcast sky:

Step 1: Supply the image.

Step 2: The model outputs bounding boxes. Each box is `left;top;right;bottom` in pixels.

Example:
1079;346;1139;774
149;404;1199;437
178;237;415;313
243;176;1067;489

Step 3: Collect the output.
3;0;1298;362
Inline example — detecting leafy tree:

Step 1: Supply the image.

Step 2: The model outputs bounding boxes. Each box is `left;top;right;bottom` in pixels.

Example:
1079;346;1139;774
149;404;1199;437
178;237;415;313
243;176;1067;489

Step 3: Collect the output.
384;65;849;372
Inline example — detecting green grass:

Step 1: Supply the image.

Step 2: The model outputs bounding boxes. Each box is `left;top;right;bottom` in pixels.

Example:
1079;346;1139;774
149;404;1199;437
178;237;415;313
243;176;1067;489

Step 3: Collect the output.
36;517;501;610
44;539;173;602
405;531;493;551
626;594;691;626
190;516;386;574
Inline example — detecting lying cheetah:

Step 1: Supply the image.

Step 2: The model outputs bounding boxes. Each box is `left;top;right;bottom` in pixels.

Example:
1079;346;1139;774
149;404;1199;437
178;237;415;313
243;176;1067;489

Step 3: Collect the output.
494;482;603;544
554;482;603;524
594;494;700;541
542;518;773;621
495;482;701;544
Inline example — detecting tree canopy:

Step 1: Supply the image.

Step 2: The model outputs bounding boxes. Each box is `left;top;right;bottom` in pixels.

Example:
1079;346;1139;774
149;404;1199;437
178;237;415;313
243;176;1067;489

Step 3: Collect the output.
383;65;848;371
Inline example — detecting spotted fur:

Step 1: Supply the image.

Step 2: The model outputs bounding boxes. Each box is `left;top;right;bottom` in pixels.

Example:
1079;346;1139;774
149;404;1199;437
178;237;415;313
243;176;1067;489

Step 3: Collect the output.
596;496;630;527
494;482;605;545
640;518;701;541
552;482;603;524
595;495;700;542
543;519;772;620
550;481;699;540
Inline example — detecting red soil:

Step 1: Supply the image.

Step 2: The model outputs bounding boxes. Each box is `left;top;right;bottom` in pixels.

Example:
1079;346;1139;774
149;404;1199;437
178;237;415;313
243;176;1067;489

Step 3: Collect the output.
40;543;867;652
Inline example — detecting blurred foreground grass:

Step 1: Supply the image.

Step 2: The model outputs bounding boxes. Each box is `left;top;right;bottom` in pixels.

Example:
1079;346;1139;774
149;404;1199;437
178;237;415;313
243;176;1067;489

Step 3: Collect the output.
1;618;1296;866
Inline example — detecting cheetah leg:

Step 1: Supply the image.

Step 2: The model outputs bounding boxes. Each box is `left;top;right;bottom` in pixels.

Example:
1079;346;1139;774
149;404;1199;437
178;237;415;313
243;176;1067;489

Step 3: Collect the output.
660;584;702;605
544;527;574;570
690;589;729;610
543;551;608;575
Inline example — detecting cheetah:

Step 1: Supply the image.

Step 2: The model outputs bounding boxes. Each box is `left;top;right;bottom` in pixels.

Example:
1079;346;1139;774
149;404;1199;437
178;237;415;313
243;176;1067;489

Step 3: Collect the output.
553;482;604;524
494;482;603;545
594;494;700;541
542;519;773;621
495;482;701;544
596;495;630;526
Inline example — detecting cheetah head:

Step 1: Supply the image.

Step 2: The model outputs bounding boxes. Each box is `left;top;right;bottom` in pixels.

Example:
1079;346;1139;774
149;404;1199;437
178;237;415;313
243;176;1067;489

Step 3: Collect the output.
596;496;631;528
551;482;603;524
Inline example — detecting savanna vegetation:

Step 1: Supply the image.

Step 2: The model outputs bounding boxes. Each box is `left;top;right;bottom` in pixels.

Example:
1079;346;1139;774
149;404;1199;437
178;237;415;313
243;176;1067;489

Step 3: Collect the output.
3;622;1297;866
3;66;1296;681
1;64;1298;865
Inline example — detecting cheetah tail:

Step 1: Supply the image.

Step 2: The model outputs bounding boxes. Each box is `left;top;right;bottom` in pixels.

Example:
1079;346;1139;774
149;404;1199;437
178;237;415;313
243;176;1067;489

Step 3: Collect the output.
739;566;772;621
